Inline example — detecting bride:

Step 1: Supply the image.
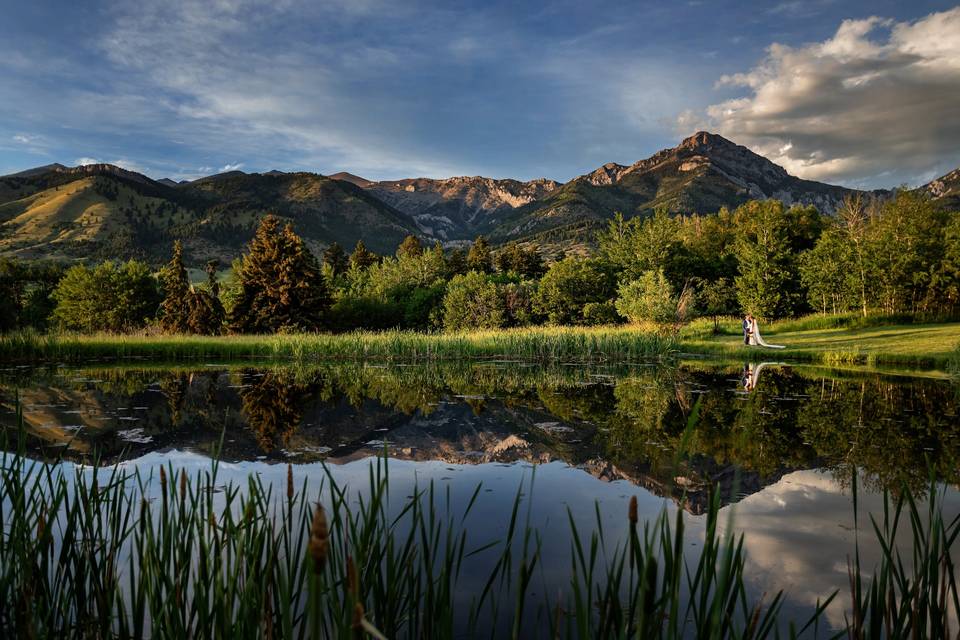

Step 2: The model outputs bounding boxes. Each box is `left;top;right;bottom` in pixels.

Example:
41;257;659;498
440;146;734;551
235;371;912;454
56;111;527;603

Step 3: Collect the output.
750;316;785;349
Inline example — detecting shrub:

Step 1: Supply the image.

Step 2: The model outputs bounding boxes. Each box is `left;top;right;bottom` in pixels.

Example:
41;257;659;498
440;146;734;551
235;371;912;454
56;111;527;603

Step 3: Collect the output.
51;260;159;332
442;271;504;331
582;301;621;326
534;258;616;325
615;270;676;324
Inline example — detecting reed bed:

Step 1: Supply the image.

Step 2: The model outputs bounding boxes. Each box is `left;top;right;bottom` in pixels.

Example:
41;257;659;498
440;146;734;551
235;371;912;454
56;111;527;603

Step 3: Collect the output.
0;326;677;365
2;444;958;637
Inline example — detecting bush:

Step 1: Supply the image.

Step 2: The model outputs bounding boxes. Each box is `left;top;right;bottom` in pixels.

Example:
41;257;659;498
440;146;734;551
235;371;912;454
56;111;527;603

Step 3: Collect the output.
51;260;159;332
615;270;676;324
582;301;621;326
534;258;616;325
442;271;504;331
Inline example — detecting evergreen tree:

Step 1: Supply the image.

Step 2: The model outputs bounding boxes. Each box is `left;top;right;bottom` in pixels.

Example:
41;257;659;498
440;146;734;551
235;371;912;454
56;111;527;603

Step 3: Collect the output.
349;240;378;270
183;258;225;334
158;241;191;333
396;235;423;258
467;236;493;273
323;242;349;276
229;216;331;333
445;248;469;278
495;242;546;277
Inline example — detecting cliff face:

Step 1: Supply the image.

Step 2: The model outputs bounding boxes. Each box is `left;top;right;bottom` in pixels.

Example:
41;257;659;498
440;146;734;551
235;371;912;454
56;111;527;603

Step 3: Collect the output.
924;167;960;210
363;175;559;240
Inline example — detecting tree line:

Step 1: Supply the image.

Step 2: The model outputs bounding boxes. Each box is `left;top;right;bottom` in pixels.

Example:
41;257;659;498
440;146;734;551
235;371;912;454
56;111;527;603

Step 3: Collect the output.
1;190;957;335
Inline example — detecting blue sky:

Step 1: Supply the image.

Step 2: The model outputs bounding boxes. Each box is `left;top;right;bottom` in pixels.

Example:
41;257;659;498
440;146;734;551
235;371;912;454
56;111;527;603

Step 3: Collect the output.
1;0;958;187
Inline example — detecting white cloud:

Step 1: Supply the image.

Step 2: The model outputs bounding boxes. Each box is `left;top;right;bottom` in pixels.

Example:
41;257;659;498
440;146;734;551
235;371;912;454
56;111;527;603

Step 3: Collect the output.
12;134;36;144
688;7;960;188
219;163;243;172
74;157;101;166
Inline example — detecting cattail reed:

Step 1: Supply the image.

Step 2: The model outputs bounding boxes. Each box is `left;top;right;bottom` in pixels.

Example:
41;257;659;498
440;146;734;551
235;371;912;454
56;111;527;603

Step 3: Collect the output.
180;469;187;502
286;464;294;500
308;503;329;574
346;554;358;597
628;495;638;525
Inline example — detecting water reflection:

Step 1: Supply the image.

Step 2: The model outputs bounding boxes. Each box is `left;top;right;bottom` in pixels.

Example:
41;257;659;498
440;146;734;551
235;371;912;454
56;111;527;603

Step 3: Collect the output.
2;361;959;505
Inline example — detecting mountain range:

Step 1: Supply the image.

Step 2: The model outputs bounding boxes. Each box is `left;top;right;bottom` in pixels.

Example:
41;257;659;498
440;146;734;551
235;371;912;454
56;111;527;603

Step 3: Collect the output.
1;132;957;265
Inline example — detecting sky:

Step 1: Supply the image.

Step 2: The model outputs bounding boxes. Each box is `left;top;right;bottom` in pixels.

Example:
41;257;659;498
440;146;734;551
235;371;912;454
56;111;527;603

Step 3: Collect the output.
0;0;958;188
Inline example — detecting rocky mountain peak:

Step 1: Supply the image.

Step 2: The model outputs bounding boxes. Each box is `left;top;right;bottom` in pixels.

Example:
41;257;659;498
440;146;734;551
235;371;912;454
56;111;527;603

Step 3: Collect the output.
678;131;736;151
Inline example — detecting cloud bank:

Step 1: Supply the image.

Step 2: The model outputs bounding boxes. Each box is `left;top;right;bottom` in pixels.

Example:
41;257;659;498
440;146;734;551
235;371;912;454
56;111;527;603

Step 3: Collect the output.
690;7;960;188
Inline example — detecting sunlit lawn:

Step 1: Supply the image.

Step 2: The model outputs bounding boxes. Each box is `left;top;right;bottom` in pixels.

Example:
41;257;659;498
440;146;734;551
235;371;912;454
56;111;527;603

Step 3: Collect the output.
681;322;960;368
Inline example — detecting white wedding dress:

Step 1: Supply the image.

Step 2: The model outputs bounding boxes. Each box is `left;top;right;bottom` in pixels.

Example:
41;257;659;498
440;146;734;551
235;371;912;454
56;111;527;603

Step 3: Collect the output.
751;319;785;349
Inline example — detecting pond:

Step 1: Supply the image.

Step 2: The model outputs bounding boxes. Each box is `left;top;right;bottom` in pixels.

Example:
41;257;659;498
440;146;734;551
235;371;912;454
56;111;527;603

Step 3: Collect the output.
2;359;959;634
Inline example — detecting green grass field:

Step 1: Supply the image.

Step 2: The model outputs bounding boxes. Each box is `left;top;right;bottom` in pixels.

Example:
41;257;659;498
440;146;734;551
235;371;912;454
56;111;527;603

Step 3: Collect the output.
680;320;960;370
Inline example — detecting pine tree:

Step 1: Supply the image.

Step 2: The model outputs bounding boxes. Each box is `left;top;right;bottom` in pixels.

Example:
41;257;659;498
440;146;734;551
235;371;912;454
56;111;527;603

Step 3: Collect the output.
323;242;349;276
349;240;378;270
183;259;225;334
445;248;468;278
467;236;493;273
396;235;423;258
159;240;191;333
229;215;331;333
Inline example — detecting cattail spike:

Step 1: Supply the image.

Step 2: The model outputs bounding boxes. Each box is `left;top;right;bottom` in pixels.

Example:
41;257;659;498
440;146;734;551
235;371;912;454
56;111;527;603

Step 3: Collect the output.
180;469;187;501
159;465;167;491
628;495;638;525
286;464;294;500
308;503;329;574
346;554;358;597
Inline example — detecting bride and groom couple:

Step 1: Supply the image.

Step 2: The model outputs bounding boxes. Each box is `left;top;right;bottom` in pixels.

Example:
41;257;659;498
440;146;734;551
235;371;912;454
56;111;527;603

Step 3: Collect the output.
742;314;784;349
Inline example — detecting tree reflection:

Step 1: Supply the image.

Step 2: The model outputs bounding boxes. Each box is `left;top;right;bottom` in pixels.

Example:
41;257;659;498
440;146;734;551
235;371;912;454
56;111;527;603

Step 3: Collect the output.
7;362;959;495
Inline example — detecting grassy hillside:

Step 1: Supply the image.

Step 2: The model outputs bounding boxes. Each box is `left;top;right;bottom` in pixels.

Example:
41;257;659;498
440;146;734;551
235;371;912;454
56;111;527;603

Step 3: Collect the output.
0;175;191;261
0;166;421;264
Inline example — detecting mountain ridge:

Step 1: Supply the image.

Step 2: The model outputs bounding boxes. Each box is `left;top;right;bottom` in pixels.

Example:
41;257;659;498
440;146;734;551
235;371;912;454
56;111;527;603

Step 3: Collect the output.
2;132;957;263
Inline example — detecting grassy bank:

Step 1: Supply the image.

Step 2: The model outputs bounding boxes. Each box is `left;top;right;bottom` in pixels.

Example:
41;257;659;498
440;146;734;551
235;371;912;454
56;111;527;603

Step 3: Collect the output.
0;326;676;364
680;318;960;370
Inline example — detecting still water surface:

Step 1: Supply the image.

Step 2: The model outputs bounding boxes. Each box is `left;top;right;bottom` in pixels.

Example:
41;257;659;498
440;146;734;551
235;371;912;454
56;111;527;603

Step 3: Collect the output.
2;359;959;631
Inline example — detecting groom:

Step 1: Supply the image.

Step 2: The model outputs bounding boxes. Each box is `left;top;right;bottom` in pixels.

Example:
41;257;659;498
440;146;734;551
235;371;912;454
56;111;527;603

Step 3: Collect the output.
742;314;753;345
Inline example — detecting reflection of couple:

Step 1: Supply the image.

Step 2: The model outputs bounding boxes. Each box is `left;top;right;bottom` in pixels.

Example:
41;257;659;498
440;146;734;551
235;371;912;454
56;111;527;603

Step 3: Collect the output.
742;314;785;349
740;362;785;392
740;363;757;391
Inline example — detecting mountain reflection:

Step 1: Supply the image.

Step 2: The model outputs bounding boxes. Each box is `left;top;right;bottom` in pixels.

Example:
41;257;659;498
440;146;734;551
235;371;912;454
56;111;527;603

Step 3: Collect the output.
2;362;958;508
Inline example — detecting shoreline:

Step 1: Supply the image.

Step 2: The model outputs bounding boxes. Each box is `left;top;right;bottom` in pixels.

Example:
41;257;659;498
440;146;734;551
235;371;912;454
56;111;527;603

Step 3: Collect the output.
0;322;957;373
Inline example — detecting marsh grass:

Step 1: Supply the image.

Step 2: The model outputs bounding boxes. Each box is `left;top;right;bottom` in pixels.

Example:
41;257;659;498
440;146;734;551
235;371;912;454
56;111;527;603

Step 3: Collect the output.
0;326;677;364
1;401;958;638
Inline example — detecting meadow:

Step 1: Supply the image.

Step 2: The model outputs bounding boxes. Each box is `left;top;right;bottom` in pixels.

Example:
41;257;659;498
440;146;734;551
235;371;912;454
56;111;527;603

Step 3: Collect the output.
678;314;960;370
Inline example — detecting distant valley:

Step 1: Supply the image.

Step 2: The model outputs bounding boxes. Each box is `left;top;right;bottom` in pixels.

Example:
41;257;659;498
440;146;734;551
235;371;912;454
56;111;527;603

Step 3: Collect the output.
1;132;957;265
